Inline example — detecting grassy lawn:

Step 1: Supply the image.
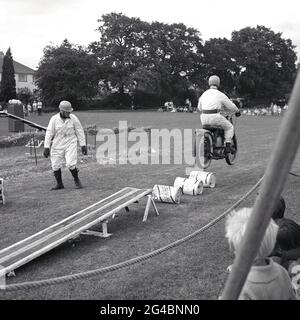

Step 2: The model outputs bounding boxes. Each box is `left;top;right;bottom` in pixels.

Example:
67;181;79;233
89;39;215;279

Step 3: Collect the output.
0;111;300;300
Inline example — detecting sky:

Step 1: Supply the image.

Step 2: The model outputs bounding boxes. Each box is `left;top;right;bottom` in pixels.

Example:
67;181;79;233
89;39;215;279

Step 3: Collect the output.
1;0;300;70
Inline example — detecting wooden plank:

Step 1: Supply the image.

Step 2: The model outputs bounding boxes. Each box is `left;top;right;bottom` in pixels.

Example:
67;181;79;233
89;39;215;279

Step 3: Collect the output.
0;188;152;274
0;187;133;257
0;111;47;131
0;187;140;263
2;188;152;272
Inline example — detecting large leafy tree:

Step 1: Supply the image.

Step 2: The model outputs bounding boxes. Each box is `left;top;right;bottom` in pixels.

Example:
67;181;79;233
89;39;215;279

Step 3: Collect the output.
231;25;297;103
0;47;17;102
144;21;205;103
89;13;148;94
35;39;100;108
90;13;205;105
202;38;240;95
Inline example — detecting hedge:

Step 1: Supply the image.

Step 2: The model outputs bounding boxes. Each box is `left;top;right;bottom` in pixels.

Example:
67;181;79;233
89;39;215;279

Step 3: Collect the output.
0;132;45;148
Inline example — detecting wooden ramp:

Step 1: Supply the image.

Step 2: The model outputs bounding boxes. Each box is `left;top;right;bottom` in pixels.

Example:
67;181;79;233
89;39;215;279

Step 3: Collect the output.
0;187;158;277
0;110;47;131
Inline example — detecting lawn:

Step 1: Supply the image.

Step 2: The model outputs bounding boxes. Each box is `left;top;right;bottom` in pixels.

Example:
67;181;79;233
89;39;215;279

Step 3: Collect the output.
0;111;299;300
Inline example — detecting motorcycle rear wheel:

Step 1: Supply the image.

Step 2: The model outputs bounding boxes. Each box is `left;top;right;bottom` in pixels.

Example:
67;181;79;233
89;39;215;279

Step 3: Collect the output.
196;133;212;169
225;135;238;165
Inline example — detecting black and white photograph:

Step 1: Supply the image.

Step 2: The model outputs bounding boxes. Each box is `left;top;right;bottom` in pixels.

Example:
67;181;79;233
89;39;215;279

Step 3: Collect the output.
1;0;300;312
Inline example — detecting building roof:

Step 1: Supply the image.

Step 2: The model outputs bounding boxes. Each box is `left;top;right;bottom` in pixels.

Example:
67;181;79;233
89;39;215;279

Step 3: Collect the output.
0;52;36;74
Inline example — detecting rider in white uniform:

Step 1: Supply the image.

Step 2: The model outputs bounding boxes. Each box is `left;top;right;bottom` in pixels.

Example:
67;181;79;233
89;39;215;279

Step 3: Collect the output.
197;75;240;154
43;100;87;190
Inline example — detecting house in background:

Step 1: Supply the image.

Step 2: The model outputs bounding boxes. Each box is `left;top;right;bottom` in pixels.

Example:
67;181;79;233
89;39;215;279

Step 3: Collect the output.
0;51;37;93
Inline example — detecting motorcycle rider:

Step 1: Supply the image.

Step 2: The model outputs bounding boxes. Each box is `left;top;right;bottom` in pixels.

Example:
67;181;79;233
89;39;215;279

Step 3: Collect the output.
197;75;240;154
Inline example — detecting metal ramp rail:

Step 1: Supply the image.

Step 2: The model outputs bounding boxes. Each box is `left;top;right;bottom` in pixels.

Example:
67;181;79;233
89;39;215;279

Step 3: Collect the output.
0;110;47;131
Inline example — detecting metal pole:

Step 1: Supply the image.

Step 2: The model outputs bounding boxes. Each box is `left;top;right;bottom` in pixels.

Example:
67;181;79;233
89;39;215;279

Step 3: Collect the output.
29;129;33;156
221;70;300;300
33;131;37;166
94;126;97;155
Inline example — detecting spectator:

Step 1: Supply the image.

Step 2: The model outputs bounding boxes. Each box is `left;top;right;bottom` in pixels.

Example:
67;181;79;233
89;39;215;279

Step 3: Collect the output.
273;104;278;116
270;197;300;270
37;101;43;115
272;219;300;269
27;103;32;115
23;104;28;116
168;101;174;111
224;207;296;300
163;102;169;112
185;98;192;112
32;101;38;115
270;196;286;220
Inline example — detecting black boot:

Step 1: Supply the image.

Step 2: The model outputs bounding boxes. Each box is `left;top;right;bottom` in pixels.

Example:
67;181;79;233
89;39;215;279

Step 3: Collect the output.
70;168;83;189
51;169;64;190
225;142;231;154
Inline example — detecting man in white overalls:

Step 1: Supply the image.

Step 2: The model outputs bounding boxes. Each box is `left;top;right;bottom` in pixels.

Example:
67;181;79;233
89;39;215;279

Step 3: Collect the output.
43;100;87;190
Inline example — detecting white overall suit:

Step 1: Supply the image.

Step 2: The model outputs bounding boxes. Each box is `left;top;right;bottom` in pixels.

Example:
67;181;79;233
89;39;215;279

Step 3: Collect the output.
197;86;239;143
44;113;86;171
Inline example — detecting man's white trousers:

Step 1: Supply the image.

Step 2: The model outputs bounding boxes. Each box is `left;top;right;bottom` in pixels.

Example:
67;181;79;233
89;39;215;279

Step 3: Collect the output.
50;142;77;171
200;114;234;143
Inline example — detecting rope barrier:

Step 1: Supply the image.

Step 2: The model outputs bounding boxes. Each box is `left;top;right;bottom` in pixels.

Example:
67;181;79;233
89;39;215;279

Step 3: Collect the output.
1;176;263;292
289;171;300;178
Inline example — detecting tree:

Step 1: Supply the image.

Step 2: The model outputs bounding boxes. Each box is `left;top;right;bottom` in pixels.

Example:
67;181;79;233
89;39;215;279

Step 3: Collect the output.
17;87;34;105
231;25;297;104
35;39;100;108
0;47;17;102
202;38;240;95
90;13;205;107
89;13;148;95
144;21;205;104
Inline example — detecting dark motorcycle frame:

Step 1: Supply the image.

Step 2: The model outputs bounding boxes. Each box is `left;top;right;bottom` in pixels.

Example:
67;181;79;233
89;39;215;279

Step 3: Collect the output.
195;114;238;169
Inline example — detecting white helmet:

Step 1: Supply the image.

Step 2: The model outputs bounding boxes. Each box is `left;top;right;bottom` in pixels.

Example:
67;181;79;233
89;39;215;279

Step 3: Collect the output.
59;100;73;112
208;75;220;87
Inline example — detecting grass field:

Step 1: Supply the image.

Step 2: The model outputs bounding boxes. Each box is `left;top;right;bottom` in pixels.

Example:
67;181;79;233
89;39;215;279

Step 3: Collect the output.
0;111;300;300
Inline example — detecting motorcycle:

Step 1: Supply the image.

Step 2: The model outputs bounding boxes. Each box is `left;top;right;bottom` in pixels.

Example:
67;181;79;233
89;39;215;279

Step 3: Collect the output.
194;113;239;169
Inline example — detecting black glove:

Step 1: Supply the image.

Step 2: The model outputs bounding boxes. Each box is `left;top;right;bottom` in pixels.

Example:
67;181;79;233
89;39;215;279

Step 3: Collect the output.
81;145;87;155
235;111;241;117
43;148;50;158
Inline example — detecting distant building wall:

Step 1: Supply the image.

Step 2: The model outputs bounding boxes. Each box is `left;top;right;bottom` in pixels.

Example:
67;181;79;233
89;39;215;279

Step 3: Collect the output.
15;74;36;92
0;50;37;93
